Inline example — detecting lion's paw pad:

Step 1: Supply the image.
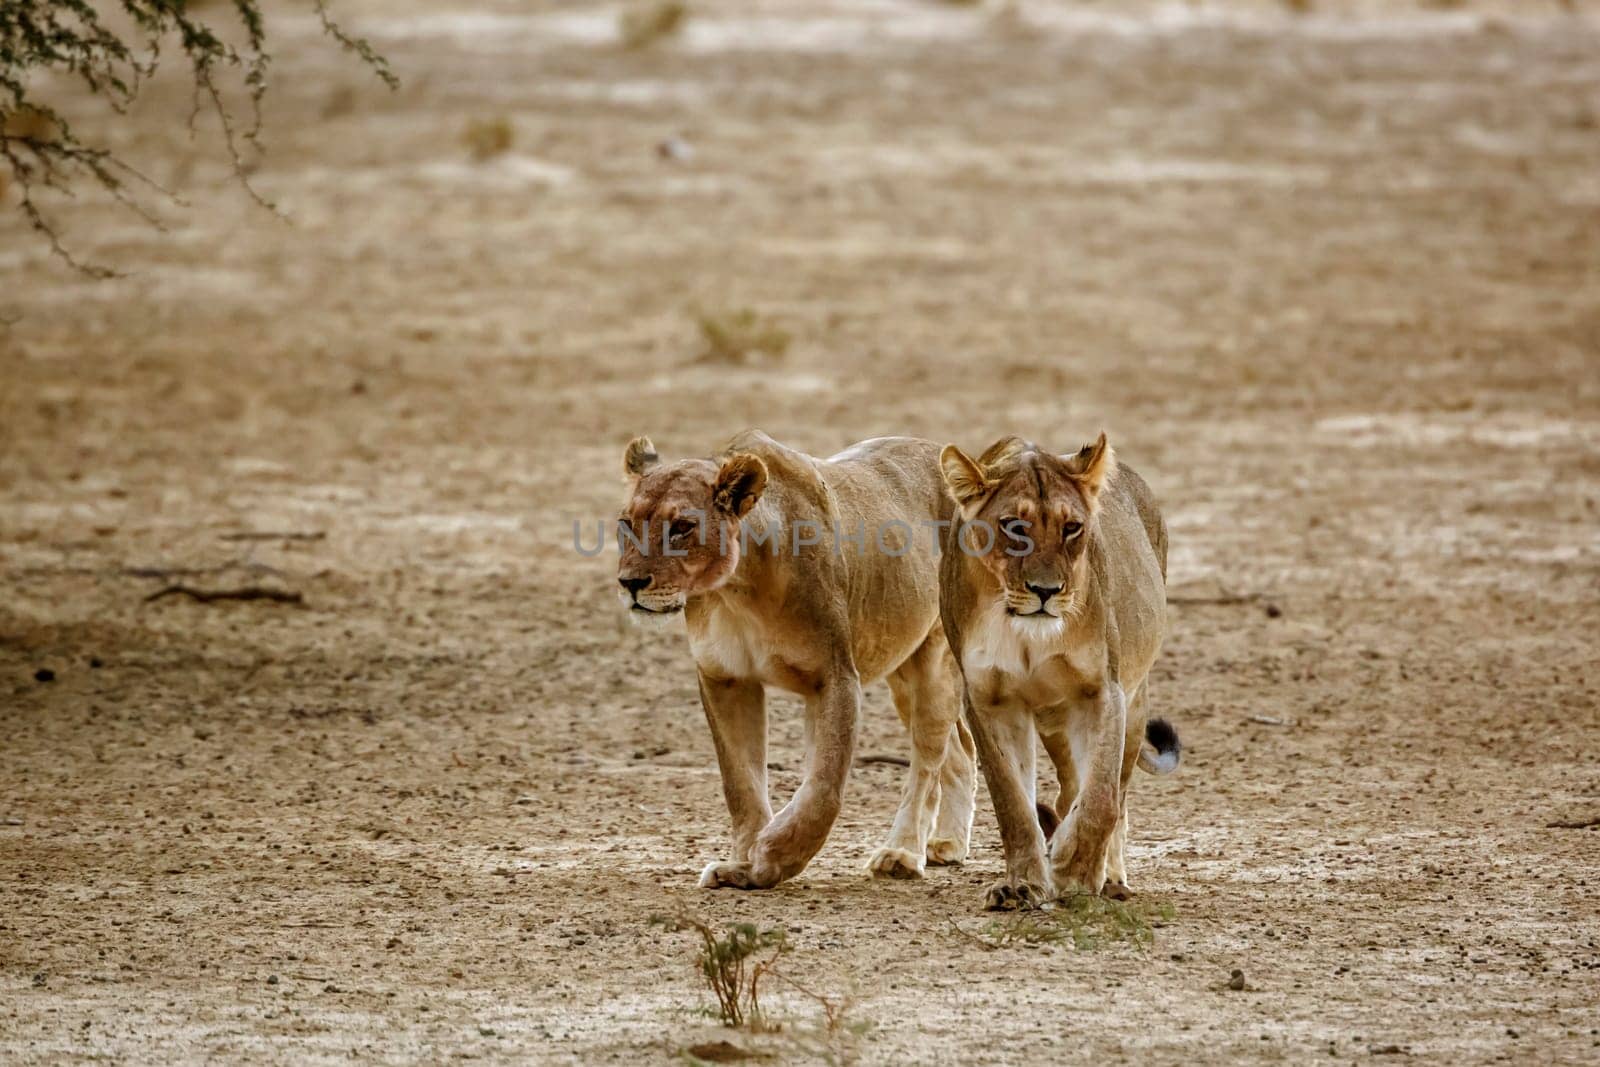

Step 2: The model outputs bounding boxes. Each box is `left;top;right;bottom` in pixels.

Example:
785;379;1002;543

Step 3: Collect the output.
867;847;924;880
983;881;1046;911
925;838;968;866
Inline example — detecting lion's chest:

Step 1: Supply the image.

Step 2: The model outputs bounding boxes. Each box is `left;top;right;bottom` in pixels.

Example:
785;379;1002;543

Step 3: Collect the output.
961;612;1098;711
688;604;818;694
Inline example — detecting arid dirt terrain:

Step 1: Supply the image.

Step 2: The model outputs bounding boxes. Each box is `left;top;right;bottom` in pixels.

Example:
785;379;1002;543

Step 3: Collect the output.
2;1;1598;1063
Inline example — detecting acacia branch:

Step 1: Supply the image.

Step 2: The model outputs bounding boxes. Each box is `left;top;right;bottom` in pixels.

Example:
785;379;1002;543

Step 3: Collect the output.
0;0;397;274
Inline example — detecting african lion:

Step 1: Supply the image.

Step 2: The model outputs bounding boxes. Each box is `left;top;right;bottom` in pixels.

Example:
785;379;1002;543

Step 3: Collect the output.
938;433;1181;909
617;430;977;889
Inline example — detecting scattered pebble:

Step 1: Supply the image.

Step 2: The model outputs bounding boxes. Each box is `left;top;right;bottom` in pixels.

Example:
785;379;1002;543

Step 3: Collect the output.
656;136;694;162
1228;968;1246;991
34;668;55;683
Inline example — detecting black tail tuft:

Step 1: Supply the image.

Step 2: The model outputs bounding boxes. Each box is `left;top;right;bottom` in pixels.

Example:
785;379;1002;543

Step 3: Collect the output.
1138;717;1181;775
1145;717;1179;756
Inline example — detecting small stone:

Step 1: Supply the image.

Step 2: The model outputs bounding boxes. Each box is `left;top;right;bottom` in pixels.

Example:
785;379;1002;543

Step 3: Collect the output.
89;657;104;669
1228;968;1246;991
1265;603;1283;618
266;974;279;985
34;668;55;683
656;136;694;162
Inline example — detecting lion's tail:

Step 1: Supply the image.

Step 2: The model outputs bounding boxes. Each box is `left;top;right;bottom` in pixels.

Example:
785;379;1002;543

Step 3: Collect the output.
1035;718;1180;842
1137;717;1182;776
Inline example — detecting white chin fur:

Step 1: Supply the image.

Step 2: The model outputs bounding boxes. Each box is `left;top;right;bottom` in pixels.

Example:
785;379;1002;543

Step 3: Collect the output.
1009;613;1065;639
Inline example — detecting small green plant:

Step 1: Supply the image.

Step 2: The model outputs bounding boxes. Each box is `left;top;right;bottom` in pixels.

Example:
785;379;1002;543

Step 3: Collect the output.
953;894;1175;951
652;914;788;1030
694;308;792;364
619;1;689;49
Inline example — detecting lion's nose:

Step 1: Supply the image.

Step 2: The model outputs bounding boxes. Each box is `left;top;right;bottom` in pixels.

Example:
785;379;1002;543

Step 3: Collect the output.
619;576;653;596
1026;582;1062;604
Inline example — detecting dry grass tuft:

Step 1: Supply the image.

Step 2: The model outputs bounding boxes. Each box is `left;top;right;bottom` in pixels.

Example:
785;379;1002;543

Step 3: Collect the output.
462;117;513;161
619;1;689;49
695;308;791;364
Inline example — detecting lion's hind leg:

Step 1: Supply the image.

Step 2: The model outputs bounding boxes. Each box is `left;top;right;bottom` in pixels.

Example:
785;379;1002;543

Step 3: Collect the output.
1102;685;1160;900
927;713;976;866
868;628;958;879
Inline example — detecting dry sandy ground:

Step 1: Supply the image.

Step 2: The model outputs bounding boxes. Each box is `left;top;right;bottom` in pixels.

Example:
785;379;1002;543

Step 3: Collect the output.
2;1;1598;1063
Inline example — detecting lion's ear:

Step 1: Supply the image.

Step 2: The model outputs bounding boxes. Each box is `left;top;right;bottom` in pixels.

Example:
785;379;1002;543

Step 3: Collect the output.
940;445;993;514
623;436;659;478
1065;432;1117;500
714;453;767;518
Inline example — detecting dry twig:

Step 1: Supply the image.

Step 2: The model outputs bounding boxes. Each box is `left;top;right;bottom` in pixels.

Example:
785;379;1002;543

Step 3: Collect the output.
218;530;326;542
144;585;303;605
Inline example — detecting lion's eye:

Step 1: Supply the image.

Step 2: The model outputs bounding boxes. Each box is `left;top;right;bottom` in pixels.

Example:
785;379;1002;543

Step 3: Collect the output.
669;519;696;541
1062;521;1084;541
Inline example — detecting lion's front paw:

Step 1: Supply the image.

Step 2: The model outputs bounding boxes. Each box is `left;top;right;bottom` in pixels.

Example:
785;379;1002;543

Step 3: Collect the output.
698;860;766;890
1049;832;1108;898
983;879;1047;911
1050;868;1105;899
925;837;968;866
867;847;925;880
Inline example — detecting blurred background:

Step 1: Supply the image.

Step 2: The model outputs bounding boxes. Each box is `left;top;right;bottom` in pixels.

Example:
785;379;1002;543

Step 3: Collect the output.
2;1;1597;1062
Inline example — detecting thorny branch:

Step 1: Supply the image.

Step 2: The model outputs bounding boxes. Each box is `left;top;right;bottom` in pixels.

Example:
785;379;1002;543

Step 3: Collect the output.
0;1;396;274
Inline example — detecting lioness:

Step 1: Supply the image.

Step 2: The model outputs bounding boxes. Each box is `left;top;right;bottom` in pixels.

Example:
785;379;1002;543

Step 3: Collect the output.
617;431;977;889
938;434;1181;909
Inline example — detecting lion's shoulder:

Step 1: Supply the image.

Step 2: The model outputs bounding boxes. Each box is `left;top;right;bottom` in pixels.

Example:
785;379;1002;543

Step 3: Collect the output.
720;429;831;515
